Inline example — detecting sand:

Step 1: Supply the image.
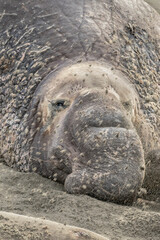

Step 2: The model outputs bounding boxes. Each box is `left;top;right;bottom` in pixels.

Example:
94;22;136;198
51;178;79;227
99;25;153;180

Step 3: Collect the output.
0;160;160;240
0;211;109;240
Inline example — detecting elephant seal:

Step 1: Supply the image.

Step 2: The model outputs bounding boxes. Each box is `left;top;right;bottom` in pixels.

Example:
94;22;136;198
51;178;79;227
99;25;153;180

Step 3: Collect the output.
0;0;159;204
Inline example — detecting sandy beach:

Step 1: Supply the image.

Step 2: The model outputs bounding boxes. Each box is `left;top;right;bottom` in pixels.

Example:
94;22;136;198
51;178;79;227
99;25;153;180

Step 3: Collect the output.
0;160;160;240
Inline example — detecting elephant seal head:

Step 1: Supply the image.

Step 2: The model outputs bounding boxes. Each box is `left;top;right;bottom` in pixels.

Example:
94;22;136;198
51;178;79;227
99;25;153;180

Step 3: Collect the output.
28;61;145;204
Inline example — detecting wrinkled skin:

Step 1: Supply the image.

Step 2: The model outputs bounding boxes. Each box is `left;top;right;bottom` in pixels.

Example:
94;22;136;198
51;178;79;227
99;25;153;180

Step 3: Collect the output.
0;0;160;204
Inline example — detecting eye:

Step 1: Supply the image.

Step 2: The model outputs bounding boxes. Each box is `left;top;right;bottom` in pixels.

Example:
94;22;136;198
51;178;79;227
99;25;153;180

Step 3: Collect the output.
55;100;65;107
122;100;132;111
50;99;70;111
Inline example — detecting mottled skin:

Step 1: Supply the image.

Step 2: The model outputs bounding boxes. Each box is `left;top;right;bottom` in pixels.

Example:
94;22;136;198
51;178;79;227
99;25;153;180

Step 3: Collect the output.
0;0;160;204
